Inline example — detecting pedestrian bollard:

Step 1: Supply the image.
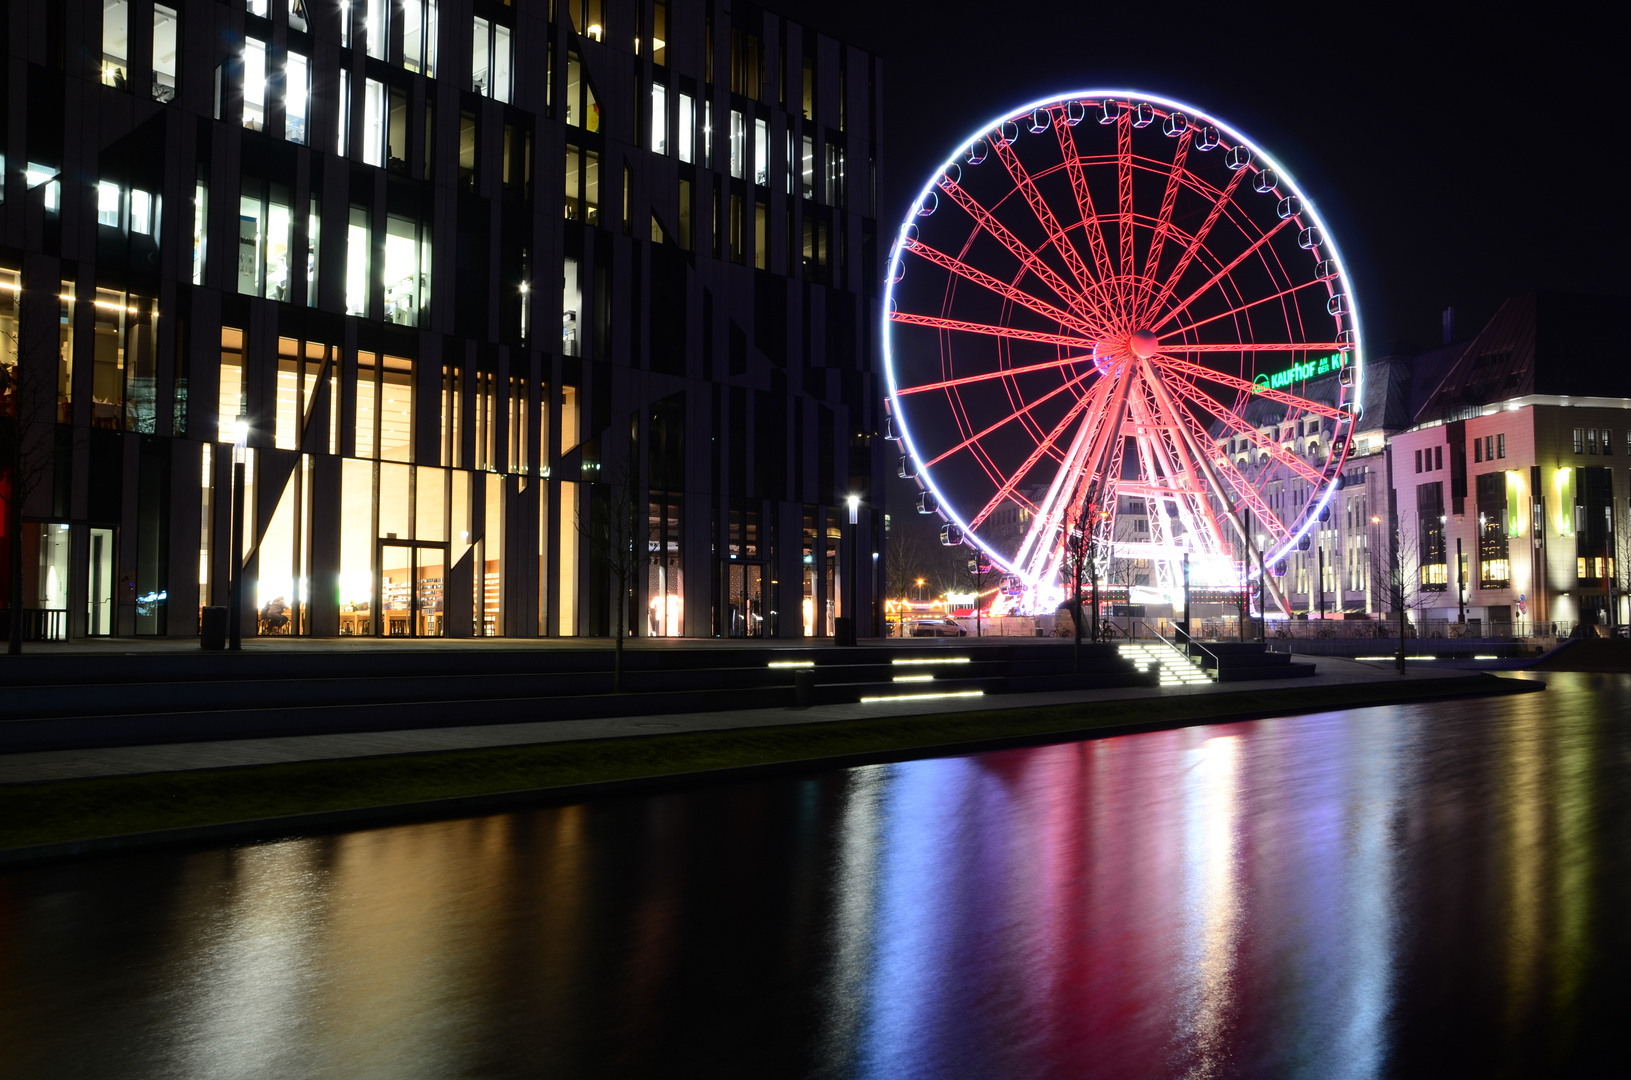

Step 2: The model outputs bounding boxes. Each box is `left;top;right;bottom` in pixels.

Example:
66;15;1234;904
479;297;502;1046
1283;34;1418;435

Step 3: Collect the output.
795;669;816;708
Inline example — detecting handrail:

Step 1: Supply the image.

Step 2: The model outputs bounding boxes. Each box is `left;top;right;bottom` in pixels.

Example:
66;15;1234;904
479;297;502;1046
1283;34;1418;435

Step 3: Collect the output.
1138;619;1219;670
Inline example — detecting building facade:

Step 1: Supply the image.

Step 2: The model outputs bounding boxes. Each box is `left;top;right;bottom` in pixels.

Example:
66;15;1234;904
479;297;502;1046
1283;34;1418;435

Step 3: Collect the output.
1384;293;1631;633
0;0;886;641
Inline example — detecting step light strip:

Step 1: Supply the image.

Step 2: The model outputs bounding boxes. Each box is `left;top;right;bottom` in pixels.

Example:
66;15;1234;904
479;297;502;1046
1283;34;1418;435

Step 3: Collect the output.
893;674;935;683
860;690;984;704
767;660;816;668
891;657;971;666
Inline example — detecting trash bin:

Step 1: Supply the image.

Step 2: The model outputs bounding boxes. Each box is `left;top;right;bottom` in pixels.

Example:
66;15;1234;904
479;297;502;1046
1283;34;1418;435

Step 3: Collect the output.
794;669;817;708
834;616;856;646
201;605;228;650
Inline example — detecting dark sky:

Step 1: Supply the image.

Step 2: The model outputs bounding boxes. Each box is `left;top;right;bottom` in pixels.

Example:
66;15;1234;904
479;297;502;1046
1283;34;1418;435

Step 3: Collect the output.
775;0;1625;352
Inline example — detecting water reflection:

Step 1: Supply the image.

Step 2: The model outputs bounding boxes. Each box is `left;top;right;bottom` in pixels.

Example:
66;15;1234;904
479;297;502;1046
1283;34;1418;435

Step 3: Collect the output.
1;672;1627;1079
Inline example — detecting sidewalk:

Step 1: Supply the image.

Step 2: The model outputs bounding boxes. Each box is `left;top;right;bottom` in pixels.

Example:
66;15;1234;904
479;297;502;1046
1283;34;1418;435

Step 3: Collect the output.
0;656;1485;786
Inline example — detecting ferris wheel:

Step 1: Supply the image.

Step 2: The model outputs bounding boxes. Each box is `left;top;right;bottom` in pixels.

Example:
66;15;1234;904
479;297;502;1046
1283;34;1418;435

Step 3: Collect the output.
883;90;1363;613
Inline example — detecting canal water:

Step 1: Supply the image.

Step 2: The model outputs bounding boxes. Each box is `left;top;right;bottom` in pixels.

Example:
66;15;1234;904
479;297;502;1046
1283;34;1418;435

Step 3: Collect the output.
2;672;1627;1079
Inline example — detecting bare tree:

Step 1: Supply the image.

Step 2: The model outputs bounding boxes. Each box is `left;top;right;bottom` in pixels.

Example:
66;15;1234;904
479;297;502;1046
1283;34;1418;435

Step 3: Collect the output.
1057;487;1108;671
0;281;63;656
578;451;642;692
1367;514;1429;673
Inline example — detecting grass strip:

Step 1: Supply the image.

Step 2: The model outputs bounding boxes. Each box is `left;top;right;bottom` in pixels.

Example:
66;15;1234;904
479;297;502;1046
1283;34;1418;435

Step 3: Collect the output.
0;675;1531;852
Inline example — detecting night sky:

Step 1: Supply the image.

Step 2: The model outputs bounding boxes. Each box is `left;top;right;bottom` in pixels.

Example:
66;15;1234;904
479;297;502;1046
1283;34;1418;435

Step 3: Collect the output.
764;0;1621;528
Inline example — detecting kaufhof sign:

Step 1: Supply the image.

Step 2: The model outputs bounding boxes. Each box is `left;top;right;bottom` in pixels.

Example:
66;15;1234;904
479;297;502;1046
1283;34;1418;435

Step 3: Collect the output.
1252;352;1346;393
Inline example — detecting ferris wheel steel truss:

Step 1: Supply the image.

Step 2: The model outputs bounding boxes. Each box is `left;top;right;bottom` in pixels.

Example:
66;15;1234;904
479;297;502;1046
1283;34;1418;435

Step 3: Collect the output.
882;90;1365;613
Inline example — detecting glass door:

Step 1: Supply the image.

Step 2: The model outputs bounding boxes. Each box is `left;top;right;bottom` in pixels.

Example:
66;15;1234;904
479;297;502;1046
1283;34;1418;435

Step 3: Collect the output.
725;562;764;638
87;527;115;636
380;542;413;636
415;543;445;637
379;541;445;637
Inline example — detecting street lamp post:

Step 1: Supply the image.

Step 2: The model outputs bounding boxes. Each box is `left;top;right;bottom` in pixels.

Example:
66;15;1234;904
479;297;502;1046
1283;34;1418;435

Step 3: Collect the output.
842;493;859;646
229;413;248;650
1457;535;1466;625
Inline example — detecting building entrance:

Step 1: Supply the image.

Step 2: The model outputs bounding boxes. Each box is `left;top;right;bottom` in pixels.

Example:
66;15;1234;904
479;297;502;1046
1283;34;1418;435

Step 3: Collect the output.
87;527;115;636
724;562;765;637
379;542;446;638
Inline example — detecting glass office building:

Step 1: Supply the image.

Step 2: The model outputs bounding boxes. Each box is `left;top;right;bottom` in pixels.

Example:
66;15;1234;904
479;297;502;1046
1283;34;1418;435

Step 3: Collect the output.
0;0;885;640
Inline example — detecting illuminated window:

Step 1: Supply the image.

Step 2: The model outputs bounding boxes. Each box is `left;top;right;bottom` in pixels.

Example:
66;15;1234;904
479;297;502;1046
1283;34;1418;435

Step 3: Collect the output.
243;38;268;130
102;0;129;88
346;207;370;316
98;181;123;228
729;110;745;179
288;0;309;32
676;93;694;163
651;84;667;154
286;53;309;144
336;70;352;156
472;18;512;102
1573;427;1584;453
1600;430;1611;457
130;189;156;235
755;119;768;186
383;215;428;327
362;78;386;166
152;5;178;101
402;0;438;77
306;197;320;307
365;0;388;60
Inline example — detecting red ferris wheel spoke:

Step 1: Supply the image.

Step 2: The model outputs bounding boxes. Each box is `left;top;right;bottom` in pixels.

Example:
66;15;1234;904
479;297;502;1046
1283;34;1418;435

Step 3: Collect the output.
1139;364;1295;556
1150;353;1343;421
1118;111;1135;290
903;238;1103;341
894;351;1097;396
1141;128;1191;294
938;179;1106;327
1149;216;1297;332
923;368;1095;469
1052;111;1119;299
1157;277;1325;340
989;134;1098;299
889;310;1091;351
1141;164;1249;321
968;377;1111;531
1159;374;1330;489
1158;342;1349;353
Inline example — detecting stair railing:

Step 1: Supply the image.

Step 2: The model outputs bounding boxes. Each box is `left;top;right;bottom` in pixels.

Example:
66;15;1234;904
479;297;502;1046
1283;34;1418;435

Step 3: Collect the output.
1139;619;1218;673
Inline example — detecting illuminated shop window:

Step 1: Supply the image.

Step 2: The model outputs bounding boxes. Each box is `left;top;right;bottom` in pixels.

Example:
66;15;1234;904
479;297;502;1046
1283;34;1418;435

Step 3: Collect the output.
218;327;247;444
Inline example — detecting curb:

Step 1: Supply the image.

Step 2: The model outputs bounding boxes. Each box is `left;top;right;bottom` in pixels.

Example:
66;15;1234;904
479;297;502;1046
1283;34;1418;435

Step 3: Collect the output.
0;675;1543;868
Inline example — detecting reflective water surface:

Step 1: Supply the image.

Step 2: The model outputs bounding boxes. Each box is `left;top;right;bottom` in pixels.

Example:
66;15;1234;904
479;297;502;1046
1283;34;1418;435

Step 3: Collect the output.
3;672;1629;1079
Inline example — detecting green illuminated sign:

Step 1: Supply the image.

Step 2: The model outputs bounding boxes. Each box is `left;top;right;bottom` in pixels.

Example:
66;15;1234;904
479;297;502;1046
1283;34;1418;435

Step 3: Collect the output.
1251;352;1347;393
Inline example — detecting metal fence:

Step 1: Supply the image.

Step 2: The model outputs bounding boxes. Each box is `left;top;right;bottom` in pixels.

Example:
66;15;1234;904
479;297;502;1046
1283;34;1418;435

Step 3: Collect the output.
0;608;69;642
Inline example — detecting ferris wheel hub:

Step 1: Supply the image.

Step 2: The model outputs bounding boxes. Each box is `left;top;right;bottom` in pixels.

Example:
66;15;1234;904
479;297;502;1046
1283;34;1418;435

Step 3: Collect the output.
1129;329;1160;359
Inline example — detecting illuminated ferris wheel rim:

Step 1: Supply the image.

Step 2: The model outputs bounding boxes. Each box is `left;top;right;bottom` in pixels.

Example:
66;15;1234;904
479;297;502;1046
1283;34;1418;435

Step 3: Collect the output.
881;87;1366;589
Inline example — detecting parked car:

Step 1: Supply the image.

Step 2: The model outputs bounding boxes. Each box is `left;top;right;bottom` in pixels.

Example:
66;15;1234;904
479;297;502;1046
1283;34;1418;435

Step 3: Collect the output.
909;618;968;637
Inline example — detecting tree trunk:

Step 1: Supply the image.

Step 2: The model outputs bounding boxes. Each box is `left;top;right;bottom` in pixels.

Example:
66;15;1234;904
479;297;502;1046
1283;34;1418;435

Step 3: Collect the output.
1072;557;1081;673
